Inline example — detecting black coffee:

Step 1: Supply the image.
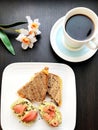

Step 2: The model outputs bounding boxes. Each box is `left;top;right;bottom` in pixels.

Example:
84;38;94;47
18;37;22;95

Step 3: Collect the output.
65;14;94;40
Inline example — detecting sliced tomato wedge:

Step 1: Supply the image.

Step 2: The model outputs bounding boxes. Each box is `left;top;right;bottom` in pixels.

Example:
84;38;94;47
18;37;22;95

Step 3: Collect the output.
22;110;38;122
49;111;55;118
43;113;53;121
43;105;55;113
13;104;27;114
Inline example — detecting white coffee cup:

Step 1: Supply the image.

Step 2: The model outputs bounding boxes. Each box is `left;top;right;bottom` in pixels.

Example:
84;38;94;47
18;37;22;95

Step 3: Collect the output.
63;7;98;50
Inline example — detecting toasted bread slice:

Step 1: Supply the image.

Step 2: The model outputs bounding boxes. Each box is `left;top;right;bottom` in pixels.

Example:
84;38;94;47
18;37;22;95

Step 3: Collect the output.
17;67;49;102
48;73;62;106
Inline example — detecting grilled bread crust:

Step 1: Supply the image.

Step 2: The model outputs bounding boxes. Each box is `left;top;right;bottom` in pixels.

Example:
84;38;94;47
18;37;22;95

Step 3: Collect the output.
17;67;49;102
48;73;62;106
17;68;62;106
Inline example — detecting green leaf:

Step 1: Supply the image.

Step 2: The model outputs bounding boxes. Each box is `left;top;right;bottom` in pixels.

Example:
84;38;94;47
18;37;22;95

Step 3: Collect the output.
0;30;15;55
0;22;27;28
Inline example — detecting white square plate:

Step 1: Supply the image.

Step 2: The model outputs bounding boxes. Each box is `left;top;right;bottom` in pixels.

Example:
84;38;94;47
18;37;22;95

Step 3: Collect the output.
1;62;76;130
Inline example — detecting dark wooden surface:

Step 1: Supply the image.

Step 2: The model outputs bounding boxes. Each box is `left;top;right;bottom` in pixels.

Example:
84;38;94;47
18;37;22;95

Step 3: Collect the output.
0;0;98;130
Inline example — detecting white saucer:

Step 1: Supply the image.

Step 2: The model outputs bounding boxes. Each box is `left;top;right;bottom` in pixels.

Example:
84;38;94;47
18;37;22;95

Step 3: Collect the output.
50;17;97;62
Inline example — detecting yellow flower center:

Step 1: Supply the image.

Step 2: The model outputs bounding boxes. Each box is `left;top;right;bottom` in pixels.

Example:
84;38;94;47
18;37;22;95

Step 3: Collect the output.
31;23;38;29
22;37;31;44
29;30;36;35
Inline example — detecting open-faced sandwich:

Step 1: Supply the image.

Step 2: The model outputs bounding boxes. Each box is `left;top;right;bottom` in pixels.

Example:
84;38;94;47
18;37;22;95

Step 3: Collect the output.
11;98;38;125
39;102;62;127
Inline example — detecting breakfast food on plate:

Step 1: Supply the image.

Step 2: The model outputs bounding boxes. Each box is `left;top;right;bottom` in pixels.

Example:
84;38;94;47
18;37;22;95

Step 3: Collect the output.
48;73;62;106
17;67;62;106
11;98;38;125
17;67;49;102
39;102;62;127
11;67;63;126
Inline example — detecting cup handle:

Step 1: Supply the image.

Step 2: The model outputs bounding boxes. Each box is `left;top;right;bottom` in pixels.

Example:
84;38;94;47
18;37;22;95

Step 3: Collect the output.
86;37;98;50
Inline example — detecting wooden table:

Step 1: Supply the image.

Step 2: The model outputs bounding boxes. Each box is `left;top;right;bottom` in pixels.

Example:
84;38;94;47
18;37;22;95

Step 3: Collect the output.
0;0;98;130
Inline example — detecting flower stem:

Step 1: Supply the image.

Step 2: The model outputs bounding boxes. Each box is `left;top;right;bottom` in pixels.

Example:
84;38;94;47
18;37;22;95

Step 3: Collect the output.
0;26;19;33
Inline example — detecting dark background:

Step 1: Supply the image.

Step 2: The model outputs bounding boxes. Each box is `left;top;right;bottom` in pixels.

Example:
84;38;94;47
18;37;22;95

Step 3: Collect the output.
0;0;98;130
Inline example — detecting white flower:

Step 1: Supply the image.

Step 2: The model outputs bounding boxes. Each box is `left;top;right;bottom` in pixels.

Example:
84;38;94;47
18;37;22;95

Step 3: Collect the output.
16;33;37;50
17;28;35;37
19;28;29;35
26;16;41;35
16;16;41;50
